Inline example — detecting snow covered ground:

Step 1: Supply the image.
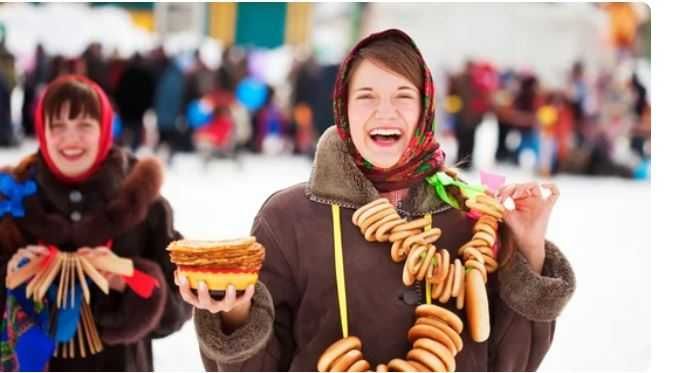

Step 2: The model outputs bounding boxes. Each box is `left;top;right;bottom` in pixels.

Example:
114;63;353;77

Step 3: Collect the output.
0;135;650;371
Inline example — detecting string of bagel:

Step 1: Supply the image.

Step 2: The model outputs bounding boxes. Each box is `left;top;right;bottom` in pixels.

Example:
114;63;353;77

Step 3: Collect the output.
318;170;505;372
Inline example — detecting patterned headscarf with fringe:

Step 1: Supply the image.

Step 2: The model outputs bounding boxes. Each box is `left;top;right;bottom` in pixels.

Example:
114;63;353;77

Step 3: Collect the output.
333;29;445;192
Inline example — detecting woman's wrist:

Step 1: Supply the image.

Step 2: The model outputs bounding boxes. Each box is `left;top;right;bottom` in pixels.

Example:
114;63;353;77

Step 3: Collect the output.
518;241;546;274
220;300;252;334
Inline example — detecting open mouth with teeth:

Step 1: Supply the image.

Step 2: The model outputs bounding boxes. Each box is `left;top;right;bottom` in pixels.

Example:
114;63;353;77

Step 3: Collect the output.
59;148;87;161
369;128;403;146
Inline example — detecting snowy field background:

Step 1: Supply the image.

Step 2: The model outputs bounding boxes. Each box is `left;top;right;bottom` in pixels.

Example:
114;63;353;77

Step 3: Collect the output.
0;119;650;371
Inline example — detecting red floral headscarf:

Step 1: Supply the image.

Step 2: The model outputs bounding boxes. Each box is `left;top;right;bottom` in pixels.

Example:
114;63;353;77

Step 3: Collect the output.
333;29;445;192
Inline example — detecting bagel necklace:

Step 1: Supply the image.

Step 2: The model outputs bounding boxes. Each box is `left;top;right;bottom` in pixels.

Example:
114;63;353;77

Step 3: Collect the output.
317;171;505;372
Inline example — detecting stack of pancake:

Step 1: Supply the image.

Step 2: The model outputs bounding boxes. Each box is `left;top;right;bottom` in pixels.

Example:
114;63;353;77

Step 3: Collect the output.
167;237;265;292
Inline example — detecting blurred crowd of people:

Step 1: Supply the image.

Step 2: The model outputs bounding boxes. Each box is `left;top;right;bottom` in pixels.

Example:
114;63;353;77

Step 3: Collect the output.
0;28;649;180
441;57;650;179
0;37;340;164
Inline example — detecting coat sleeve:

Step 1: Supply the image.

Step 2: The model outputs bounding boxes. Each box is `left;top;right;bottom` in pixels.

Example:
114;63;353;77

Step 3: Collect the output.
488;240;576;371
145;197;192;338
195;208;301;371
94;197;192;345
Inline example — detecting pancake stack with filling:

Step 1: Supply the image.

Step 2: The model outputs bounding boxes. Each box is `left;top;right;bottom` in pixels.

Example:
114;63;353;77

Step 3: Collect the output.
167;237;265;292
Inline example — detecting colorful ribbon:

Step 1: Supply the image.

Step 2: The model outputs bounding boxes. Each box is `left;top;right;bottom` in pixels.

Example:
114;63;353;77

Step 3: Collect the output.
425;172;486;209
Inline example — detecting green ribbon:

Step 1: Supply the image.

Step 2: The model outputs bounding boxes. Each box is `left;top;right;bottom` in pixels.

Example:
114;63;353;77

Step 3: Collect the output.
425;172;486;209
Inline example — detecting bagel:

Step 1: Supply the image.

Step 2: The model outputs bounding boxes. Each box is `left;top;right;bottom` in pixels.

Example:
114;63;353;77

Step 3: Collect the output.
438;250;451;283
407;348;446;372
375;217;406;242
465;199;503;220
402;234;426;254
329;349;363;372
474;222;497;238
427;252;441;284
408;324;455;351
476;194;505;213
387;359;418;372
477;215;499;230
466;269;490;342
407;360;431;372
462;246;485;265
360;208;398;235
364;213;399;242
477;246;496;259
458;239;490;256
451;259;464;298
390;241;407;263
391;216;431;233
415;317;463;353
456;274;465;310
483;254;499;273
352;198;388;225
388;228;416;243
402;259;416;287
317;336;362;372
419;227;441;244
405;245;426;277
416;245;437;281
413;338;456;371
414;321;457;356
464;260;488;283
473;231;495;247
347;360;370;372
438;263;455;304
356;202;393;227
415;304;463;334
430;275;445;300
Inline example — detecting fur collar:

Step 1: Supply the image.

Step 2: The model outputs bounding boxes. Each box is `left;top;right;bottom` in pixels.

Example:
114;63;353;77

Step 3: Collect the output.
2;147;164;249
305;126;452;217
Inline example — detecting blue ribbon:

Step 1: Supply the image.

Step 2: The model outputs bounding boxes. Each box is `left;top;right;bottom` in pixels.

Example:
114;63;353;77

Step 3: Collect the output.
0;172;37;218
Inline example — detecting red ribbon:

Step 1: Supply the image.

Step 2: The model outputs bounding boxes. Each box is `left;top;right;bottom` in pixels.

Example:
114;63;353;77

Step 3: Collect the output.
38;245;59;269
101;240;159;298
123;270;160;299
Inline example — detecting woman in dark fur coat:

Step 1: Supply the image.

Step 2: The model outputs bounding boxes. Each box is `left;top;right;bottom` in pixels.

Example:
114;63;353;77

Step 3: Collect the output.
0;75;191;371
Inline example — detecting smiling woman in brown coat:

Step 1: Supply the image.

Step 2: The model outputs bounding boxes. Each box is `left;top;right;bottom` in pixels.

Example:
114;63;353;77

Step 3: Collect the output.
1;75;191;371
178;29;576;372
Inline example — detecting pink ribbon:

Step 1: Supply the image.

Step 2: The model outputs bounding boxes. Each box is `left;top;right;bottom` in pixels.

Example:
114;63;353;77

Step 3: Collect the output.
479;170;506;194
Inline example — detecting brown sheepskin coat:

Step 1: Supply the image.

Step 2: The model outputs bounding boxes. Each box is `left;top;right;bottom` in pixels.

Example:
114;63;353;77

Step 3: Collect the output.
193;127;576;371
